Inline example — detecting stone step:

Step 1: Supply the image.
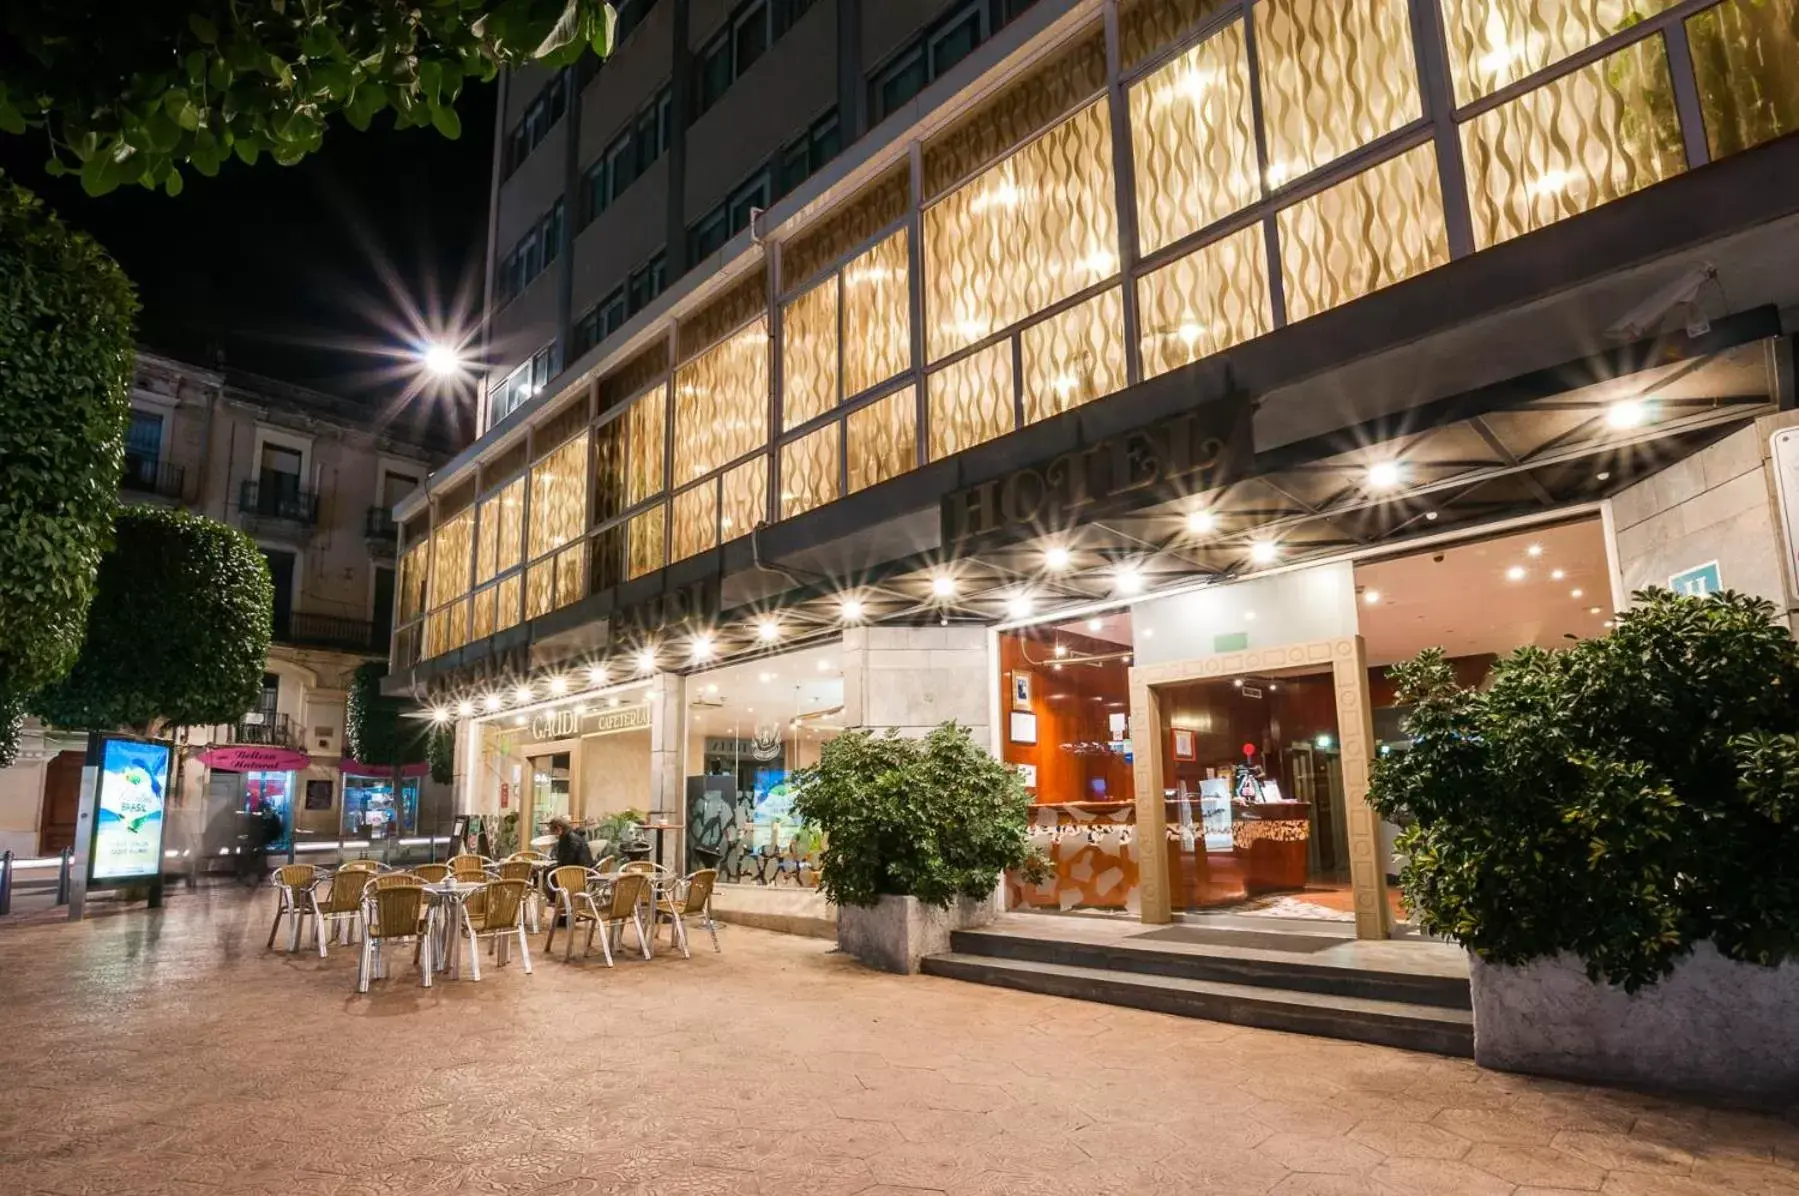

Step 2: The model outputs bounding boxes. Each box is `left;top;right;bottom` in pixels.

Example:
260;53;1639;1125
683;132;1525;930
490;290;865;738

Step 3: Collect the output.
949;926;1472;1010
922;952;1475;1057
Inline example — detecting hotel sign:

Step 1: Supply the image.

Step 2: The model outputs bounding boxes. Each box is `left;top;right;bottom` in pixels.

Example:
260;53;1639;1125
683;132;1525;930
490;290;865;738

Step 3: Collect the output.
527;703;650;743
941;404;1251;550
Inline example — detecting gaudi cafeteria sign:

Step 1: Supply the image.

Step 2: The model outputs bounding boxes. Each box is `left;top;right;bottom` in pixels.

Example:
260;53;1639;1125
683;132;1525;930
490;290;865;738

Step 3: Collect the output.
526;702;650;743
941;404;1251;549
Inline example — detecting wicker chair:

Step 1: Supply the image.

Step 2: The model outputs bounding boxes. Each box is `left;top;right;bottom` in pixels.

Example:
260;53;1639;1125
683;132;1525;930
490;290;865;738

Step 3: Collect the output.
593;855;619;875
544;865;599;961
654;868;720;958
414;863;451;884
266;864;318;952
356;875;432;993
506;850;548;863
312;868;372;956
452;879;533;979
584;871;653;967
496;858;542;932
451;858;490;884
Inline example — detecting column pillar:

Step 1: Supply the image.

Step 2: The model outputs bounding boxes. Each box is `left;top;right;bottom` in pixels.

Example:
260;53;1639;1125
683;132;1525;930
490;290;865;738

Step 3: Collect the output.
647;670;688;870
1333;636;1390;940
1127;673;1172;924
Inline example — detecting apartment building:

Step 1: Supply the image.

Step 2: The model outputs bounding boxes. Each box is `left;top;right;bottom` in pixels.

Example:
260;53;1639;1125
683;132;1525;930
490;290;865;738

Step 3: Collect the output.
399;0;1799;936
0;352;455;862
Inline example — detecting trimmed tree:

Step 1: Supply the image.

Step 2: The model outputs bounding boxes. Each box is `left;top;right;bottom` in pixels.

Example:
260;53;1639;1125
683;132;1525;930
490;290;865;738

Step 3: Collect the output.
0;178;137;761
33;506;273;734
345;660;428;770
1;1;618;196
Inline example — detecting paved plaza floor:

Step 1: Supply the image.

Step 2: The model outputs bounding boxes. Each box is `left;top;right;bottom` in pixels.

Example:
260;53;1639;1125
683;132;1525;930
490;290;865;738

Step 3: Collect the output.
2;888;1797;1196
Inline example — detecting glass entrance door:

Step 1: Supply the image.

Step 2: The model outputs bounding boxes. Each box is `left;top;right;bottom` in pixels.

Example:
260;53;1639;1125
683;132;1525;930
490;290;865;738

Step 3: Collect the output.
529;752;571;849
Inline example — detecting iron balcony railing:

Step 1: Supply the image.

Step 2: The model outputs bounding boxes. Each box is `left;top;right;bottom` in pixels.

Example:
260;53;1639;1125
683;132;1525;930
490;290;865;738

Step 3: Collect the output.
284;612;378;652
223;711;297;748
364;506;399;541
238;479;319;526
121;456;185;499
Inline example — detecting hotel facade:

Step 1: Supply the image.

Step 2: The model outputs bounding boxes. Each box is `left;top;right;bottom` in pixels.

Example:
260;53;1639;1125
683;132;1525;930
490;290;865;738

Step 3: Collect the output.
392;0;1799;936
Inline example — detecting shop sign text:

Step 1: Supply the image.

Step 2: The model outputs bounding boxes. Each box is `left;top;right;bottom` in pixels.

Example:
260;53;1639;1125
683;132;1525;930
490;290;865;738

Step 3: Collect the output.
527;703;650;742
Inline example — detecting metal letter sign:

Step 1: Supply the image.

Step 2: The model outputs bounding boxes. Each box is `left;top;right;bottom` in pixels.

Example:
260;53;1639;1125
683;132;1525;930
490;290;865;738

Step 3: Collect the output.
1668;561;1723;597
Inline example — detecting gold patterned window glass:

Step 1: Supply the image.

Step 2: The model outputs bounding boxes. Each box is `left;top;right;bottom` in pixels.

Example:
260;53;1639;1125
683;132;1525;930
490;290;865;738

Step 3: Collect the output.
1138;224;1273;380
842;230;913;398
398;543;428;621
780;424;840;520
1277;142;1450;323
556;543;586;607
1688;0;1799;161
475;478;525;584
1439;0;1683;105
1255;0;1421;185
527;433;589;562
625;388;667;507
671;483;719;564
923;101;1120;362
720;456;767;540
673;319;770;485
927;341;1015;461
781;279;839;431
471;586;496;641
426;509;473;614
526;559;556;620
1460;38;1683;250
1020;289;1128;424
1129;19;1260;254
847;390;919;494
626;506;665;581
1120;0;1235;70
495;575;521;633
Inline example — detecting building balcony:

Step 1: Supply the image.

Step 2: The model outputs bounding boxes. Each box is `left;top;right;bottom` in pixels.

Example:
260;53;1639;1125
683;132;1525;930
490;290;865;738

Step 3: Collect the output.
365;506;399;560
238;479;319;529
121;456;186;501
284;612;380;653
221;711;297;748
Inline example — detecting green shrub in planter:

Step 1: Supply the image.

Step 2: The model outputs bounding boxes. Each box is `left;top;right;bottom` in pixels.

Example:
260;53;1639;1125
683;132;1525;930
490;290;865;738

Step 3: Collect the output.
794;722;1037;909
1369;588;1799;991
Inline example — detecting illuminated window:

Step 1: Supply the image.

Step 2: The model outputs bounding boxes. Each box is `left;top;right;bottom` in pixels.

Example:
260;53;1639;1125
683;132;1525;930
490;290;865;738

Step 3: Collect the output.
673;319;770;486
1439;0;1682;105
1460;39;1684;250
426;509;474;616
625;388;667;507
1020;288;1128;424
671;483;719;564
471;587;496;641
842;229;912;398
847;389;918;494
1277;142;1449;323
1255;0;1421;185
923;100;1120;362
626;505;666;580
527;433;589;563
1129;18;1259;254
525;559;556;620
1688;0;1799;160
1137;224;1273;380
720;456;768;539
780;424;840;519
398;543;428;622
927;341;1015;461
475;478;524;584
556;543;587;607
495;575;521;633
781;278;838;431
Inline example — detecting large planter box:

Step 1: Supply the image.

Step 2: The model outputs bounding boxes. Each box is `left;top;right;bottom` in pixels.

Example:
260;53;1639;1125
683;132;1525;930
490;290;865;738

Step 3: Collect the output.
1471;943;1799;1103
837;893;996;974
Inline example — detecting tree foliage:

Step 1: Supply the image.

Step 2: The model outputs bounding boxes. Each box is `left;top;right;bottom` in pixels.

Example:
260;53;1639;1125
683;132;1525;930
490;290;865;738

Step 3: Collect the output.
793;723;1037;909
32;506;273;732
345;660;427;768
0;1;617;196
427;723;455;785
0;179;138;714
1369;589;1799;991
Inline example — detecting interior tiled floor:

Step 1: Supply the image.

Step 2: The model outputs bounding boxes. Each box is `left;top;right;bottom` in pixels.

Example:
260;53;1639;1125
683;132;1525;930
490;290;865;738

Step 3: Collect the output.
3;888;1797;1196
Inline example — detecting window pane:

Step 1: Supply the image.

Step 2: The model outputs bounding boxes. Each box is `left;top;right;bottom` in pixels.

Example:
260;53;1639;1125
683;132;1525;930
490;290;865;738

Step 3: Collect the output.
1688;0;1799;160
1137;223;1272;380
720;456;768;539
1130;18;1260;255
780;424;840;519
782;278;840;430
847;389;919;494
673;318;769;485
924;100;1119;361
527;432;590;561
1277;142;1449;323
626;505;666;580
1459;38;1684;250
1256;0;1421;184
1020;287;1128;424
671;483;718;563
736;9;770;74
931;10;984;75
626;386;668;506
927;340;1015;461
526;559;556;620
877;52;929;121
126;410;164;459
842;229;913;398
399;544;428;622
471;587;496;641
495;575;522;632
427;509;474;613
1439;0;1682;106
556;544;586;608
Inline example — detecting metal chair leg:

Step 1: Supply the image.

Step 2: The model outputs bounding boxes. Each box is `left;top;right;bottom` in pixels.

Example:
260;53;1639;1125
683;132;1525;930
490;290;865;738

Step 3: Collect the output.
518;924;532;974
266;897;285;950
597;918;615;967
461;906;481;981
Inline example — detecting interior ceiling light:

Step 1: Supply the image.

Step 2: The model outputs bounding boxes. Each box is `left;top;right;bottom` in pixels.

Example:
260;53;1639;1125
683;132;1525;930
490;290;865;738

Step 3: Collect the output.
1506;566;1527;582
1185;510;1217;534
931;574;957;599
1249;541;1278;565
1367;461;1403;489
513;684;533;704
456;699;474;718
1526;544;1544;558
548;676;568;695
1363;589;1382;605
483;694;502;712
635;648;657;673
1007;593;1034;618
1043;545;1071;571
1425;511;1439;521
1571;588;1584;599
1086;617;1103;631
1113;565;1144;595
757;619;781;642
1054;643;1068;658
1550;568;1566;581
1606;399;1648;429
691;634;715;661
587;663;607;685
1588;605;1603;615
840;597;865;622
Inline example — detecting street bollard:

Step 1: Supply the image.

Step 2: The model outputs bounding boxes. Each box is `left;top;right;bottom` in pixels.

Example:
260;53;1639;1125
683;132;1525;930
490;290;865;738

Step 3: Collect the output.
54;847;72;906
0;850;12;916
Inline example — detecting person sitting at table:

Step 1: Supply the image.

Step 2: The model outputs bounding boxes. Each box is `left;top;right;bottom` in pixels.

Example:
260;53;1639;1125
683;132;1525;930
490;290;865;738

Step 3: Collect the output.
549;814;595;870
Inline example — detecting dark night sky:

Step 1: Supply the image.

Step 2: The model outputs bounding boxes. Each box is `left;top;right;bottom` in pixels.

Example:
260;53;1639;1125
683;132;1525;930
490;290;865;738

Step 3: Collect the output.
1;84;497;422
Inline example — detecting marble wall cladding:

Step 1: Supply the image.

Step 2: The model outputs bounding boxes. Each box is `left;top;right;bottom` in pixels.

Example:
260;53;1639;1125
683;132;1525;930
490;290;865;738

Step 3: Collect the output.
1137;222;1272;379
1019;286;1129;424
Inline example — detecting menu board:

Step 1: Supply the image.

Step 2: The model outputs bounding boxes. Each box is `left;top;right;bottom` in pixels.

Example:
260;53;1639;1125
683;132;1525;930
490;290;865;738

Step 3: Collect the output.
89;737;173;884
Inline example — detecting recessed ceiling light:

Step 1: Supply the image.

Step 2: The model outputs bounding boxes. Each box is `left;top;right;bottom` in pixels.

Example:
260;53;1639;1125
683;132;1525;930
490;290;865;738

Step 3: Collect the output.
1007;593;1034;618
817;659;832;672
431;707;450;724
1367;461;1403;489
1588;605;1602;615
483;694;502;712
704;683;719;695
635;648;657;673
1424;511;1439;521
1506;566;1526;582
1043;546;1071;571
513;684;534;704
457;700;474;718
1606;399;1647;429
1526;544;1544;558
1232;678;1243;688
1249;541;1278;565
1113;565;1144;595
1550;569;1566;581
1571;588;1584;599
548;676;568;695
1244;610;1257;621
1597;470;1612;482
1054;643;1068;658
1185;510;1217;534
931;574;957;598
1086;617;1103;631
691;634;715;661
1363;589;1382;605
587;664;607;686
757;619;781;642
840;597;864;622
1141;628;1154;638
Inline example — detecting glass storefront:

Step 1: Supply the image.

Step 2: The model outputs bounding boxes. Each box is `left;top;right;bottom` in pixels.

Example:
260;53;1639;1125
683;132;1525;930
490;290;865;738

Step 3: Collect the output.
685;643;842;886
342;773;420;840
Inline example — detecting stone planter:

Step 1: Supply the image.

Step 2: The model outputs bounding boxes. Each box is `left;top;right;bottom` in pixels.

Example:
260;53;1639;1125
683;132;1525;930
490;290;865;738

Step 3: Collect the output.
1470;942;1799;1103
837;893;996;974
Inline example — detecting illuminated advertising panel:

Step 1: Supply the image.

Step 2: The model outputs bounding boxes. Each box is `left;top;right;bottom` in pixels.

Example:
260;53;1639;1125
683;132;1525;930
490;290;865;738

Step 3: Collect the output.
89;736;173;884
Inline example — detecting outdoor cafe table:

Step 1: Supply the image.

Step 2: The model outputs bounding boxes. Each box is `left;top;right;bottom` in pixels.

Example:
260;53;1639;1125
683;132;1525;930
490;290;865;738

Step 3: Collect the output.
423;878;485;978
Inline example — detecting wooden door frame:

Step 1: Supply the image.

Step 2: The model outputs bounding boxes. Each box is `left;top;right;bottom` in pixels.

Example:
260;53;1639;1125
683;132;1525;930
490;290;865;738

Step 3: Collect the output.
1127;635;1390;940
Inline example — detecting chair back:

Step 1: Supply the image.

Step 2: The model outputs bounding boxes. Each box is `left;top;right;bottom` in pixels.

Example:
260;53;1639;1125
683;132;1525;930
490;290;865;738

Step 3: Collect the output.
338;859;380;875
452;861;489;883
506;850;548;862
373;872;422;889
607;871;649;920
447;853;486;871
364;878;424;939
548;865;590;900
681;868;718;915
321;868;368;912
593;855;619;875
497;859;536;882
415;863;451;883
621;860;657;875
272;864;316;892
477;879;529;930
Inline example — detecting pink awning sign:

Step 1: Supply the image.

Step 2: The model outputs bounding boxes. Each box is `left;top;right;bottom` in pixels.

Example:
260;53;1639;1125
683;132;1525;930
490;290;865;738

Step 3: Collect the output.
196;746;313;773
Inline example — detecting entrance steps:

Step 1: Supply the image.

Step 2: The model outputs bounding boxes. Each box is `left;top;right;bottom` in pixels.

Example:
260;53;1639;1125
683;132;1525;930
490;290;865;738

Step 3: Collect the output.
922;922;1473;1057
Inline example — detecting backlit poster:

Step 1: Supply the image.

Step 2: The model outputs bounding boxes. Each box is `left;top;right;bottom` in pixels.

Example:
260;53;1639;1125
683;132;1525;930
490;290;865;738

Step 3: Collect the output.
90;737;173;883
